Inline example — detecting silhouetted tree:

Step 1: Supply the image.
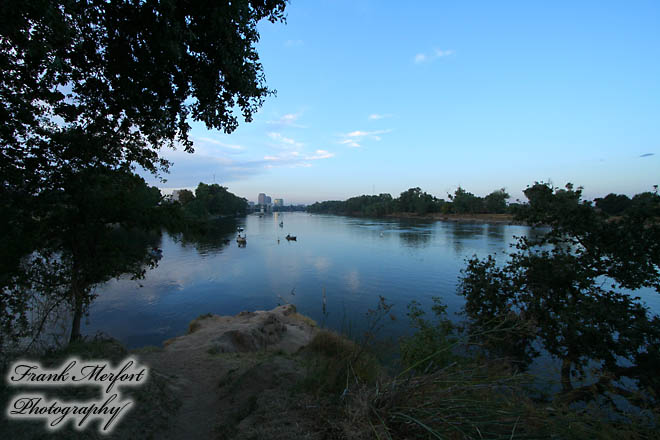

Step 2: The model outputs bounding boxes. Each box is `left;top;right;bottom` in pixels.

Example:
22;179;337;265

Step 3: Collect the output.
484;188;510;213
594;193;631;216
1;0;286;345
461;182;660;410
449;187;483;214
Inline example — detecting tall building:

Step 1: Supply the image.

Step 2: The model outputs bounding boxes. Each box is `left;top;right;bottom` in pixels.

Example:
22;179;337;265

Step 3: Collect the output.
274;198;283;207
258;193;266;205
265;195;272;205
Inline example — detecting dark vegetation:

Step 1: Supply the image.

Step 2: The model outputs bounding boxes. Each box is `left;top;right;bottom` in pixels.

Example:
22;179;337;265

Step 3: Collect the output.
308;186;513;216
1;0;285;350
297;182;660;438
165;183;248;223
308;184;660;221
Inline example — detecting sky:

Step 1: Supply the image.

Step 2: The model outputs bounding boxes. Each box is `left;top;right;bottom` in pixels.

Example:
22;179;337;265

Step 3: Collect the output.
143;0;660;205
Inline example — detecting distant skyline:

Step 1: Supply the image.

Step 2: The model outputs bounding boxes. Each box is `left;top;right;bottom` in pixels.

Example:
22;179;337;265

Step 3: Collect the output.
142;0;659;205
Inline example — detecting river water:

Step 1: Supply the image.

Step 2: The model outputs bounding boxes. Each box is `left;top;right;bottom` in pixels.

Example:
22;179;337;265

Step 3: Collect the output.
82;212;660;349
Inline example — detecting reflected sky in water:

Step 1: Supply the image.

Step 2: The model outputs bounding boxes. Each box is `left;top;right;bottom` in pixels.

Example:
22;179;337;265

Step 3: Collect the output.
83;213;659;348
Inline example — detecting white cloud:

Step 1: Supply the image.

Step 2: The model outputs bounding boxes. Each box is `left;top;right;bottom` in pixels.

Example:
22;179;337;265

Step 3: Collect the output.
340;129;391;148
305;149;334;160
346;129;391;138
195;136;244;150
340;139;361;148
368;113;392;120
285;39;304;47
414;49;455;63
140;146;263;187
264;151;301;161
435;49;454;57
262;148;331;166
266;113;306;128
268;132;304;149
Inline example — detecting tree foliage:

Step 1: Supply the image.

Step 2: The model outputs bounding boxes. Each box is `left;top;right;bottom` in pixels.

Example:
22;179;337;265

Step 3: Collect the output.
594;193;632;216
1;0;286;346
460;182;660;410
449;187;483;214
307;186;514;216
484;188;510;214
172;182;248;220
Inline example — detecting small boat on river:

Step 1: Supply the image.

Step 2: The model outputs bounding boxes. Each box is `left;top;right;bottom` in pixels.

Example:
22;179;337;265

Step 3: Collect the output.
285;234;296;241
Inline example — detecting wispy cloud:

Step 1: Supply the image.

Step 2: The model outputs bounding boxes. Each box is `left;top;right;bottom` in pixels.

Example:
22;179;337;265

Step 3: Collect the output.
340;129;391;148
368;113;392;120
414;49;455;64
340;139;361;148
285;39;304;47
346;130;391;138
266;113;306;128
268;132;304;149
195;136;244;151
142;146;263;187
306;149;334;160
263;149;333;167
264;151;301;161
640;153;655;158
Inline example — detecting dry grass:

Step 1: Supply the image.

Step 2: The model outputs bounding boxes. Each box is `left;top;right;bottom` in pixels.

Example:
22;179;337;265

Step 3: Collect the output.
300;330;382;396
187;312;214;334
316;358;659;440
291;312;318;328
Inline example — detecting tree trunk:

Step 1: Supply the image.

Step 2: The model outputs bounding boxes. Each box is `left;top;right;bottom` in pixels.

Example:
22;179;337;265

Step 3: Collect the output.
70;284;83;343
560;358;573;393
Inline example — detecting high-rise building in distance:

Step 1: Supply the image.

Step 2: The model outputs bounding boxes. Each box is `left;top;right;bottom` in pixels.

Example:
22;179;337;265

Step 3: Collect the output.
258;193;266;205
274;198;283;207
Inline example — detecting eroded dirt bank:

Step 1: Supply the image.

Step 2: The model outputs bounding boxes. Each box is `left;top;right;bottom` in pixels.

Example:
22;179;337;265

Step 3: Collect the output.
135;304;323;440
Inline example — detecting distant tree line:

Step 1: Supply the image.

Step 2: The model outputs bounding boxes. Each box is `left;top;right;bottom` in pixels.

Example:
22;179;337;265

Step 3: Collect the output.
594;185;659;216
307;187;512;216
307;185;660;218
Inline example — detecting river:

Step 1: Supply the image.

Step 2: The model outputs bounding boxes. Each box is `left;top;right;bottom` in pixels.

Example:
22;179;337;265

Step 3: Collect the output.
82;212;660;349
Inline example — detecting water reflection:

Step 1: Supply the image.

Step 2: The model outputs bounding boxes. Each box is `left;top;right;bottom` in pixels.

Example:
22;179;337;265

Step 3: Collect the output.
448;223;485;255
485;223;505;239
84;213;659;350
169;218;239;255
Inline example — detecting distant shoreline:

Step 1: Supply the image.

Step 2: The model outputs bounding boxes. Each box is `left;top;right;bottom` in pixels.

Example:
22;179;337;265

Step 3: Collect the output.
307;211;525;225
384;212;525;225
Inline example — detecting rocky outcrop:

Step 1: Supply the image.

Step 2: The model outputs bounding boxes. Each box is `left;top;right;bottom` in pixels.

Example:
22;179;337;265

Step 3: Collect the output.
162;304;317;354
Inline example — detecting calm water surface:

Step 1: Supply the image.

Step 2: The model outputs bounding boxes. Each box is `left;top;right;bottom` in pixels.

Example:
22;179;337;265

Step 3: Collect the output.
83;213;660;349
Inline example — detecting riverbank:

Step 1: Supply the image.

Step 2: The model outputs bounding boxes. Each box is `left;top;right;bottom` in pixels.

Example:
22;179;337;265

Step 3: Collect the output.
3;305;654;439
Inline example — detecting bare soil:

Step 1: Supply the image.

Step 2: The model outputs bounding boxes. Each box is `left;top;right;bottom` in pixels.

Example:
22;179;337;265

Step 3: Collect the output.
134;305;321;440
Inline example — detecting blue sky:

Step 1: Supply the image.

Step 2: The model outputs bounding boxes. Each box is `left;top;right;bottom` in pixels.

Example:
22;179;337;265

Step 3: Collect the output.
145;0;659;205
